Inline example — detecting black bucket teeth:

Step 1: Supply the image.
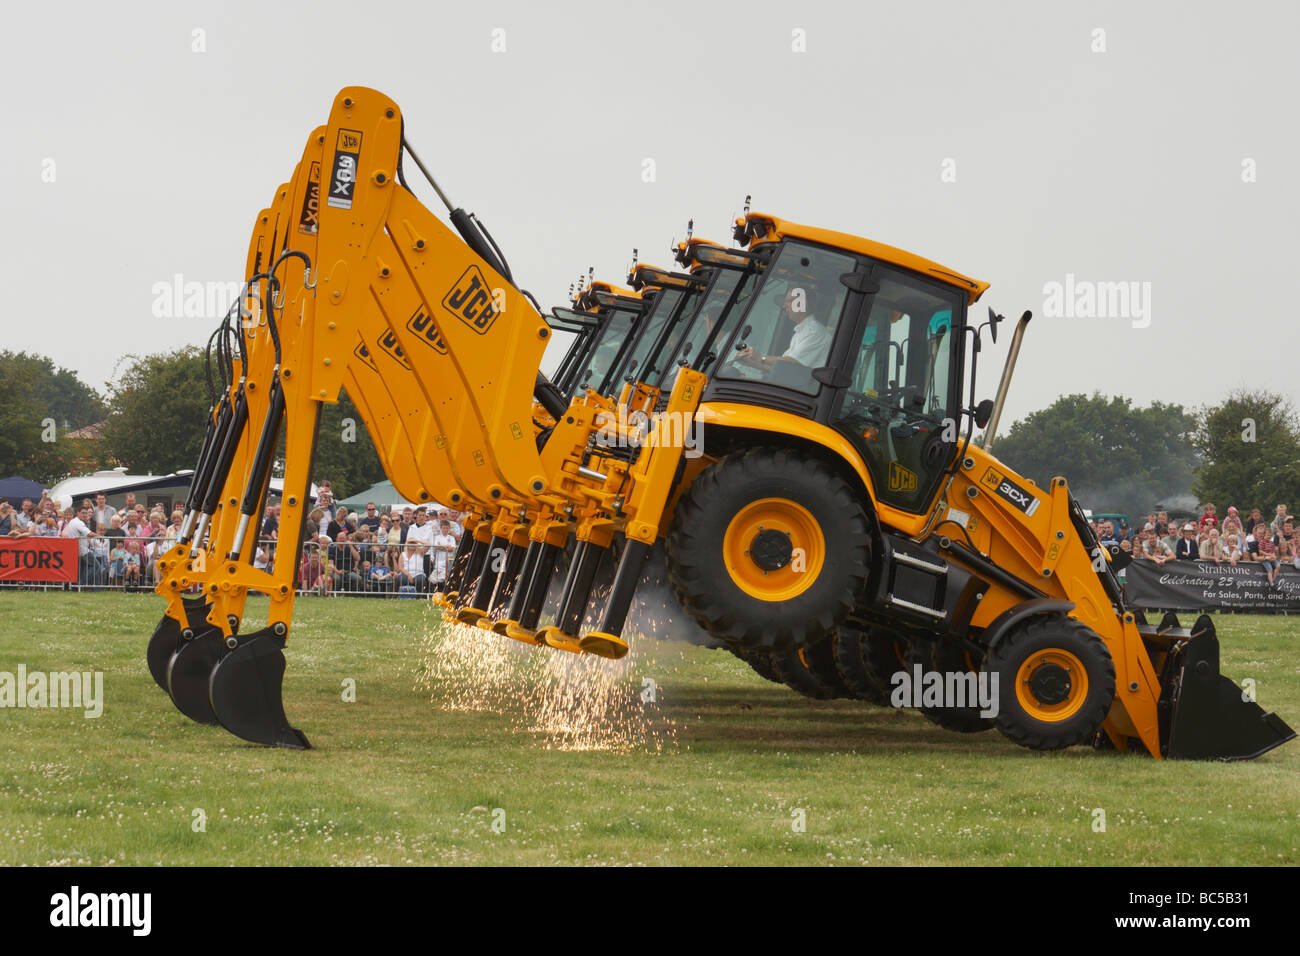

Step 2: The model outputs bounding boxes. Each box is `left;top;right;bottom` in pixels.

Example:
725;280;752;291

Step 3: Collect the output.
209;627;310;750
1160;614;1297;761
166;626;227;726
147;596;212;692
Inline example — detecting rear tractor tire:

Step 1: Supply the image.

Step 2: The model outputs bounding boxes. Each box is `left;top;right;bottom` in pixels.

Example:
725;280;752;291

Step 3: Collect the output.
986;615;1116;751
831;625;892;705
666;447;871;655
908;638;994;734
769;636;854;700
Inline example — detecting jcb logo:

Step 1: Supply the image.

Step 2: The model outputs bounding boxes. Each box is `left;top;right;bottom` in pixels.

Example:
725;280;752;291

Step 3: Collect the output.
353;340;377;372
406;305;448;354
442;265;499;334
377;330;411;369
327;128;362;210
888;461;918;492
981;467;1003;490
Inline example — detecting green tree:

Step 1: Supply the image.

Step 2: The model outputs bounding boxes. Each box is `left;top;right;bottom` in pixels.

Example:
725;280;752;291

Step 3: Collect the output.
1192;389;1300;516
0;350;107;430
308;389;385;500
0;352;108;485
101;347;210;474
991;393;1200;516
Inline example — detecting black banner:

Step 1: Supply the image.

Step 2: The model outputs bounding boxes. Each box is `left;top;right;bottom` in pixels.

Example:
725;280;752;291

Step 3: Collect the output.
1125;559;1300;612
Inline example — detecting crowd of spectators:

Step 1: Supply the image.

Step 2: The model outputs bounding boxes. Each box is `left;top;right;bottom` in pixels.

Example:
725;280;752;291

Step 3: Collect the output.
0;478;467;597
1091;502;1297;587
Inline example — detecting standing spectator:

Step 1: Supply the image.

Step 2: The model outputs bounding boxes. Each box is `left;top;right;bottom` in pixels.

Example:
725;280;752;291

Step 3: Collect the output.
62;504;98;584
1251;523;1279;585
430;519;458;587
315;487;335;527
326;506;352;539
1271;504;1289;536
1198;502;1218;531
1160;523;1180;556
1222;532;1243;565
0;500;14;536
108;538;127;586
1155;511;1170;535
399;507;415;543
1143;524;1175;566
1200;528;1223;564
437;508;464;538
1244;508;1266;537
305;508;324;544
1221;506;1244;540
359;502;382;534
92;493;115;531
261;504;279;540
1174;523;1200;560
1276;518;1297;570
14;499;36;534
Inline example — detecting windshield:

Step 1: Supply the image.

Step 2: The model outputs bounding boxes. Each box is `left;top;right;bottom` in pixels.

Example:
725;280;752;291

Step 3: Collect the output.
601;287;684;392
712;240;854;395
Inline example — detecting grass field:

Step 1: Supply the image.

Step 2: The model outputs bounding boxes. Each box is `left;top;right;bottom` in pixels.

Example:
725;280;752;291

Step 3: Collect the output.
0;592;1295;866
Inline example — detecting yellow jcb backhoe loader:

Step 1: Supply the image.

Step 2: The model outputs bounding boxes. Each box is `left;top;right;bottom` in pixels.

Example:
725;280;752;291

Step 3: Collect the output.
149;86;1294;761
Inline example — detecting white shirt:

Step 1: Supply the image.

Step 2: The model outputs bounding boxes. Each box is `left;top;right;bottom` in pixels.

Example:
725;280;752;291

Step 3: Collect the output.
407;522;435;547
403;551;425;576
431;533;457;579
781;316;831;366
63;517;92;556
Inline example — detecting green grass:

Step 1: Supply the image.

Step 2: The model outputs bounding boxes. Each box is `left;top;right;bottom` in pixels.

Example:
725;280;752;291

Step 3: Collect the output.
0;592;1296;865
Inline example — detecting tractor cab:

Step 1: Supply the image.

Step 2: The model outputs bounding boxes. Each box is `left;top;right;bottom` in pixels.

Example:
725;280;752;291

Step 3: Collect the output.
551;281;642;398
698;213;989;516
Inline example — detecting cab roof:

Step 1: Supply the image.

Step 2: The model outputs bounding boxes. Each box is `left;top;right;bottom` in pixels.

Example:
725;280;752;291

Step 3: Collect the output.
739;212;990;304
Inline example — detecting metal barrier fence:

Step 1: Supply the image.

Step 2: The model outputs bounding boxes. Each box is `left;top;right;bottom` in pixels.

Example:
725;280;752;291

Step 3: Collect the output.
0;537;460;598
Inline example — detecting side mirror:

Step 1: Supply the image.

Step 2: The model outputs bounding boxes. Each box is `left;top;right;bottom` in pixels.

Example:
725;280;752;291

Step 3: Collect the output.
973;399;995;429
987;307;1002;344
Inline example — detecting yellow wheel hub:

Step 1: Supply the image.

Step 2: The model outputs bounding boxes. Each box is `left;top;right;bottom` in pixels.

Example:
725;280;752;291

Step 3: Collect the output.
1014;649;1088;722
722;498;825;602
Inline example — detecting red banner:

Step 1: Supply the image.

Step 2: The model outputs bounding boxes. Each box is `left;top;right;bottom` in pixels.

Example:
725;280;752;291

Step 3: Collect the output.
0;537;78;582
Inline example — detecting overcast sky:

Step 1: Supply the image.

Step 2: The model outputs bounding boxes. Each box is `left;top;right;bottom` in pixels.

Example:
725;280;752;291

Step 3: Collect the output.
4;0;1297;426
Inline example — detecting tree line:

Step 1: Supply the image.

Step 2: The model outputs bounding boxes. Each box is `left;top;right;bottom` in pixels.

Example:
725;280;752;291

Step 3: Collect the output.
0;349;384;499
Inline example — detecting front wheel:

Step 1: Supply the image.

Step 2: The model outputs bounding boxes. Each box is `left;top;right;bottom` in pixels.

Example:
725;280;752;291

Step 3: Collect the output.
986;616;1116;751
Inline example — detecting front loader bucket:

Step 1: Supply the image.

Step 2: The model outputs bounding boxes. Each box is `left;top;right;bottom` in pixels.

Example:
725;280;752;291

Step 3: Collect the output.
1159;615;1296;761
147;596;212;692
209;627;310;749
166;627;228;725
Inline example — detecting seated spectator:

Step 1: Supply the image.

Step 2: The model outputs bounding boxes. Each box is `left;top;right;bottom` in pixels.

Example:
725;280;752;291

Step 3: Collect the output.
0;499;15;536
329;530;362;592
123;539;143;588
398;542;428;592
1249;523;1279;585
108;541;127;585
1223;532;1243;565
1174;523;1200;560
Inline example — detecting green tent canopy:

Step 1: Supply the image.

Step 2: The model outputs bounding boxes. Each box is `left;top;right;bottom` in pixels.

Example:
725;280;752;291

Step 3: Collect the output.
336;480;440;512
